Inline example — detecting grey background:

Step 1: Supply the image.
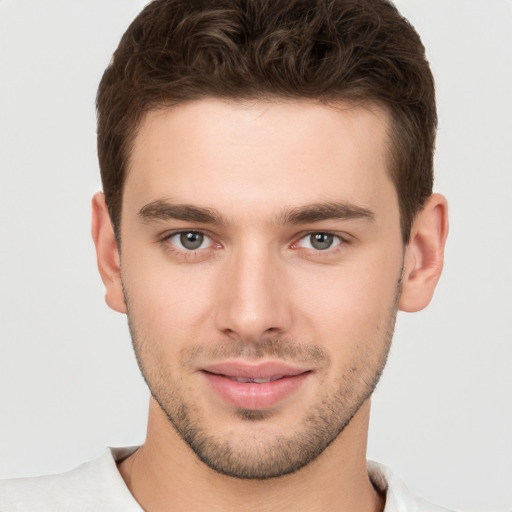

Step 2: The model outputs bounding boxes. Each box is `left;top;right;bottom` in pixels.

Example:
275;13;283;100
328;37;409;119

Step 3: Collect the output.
1;1;511;511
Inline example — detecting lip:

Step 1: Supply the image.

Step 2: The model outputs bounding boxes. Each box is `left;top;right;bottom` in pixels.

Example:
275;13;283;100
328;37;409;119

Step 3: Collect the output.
201;361;312;410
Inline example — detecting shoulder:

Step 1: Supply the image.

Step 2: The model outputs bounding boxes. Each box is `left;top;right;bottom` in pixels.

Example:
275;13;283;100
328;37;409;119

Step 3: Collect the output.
0;447;141;512
368;461;457;512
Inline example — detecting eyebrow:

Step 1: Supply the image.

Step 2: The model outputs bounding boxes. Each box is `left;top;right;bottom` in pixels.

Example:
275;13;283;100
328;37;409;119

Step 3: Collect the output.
277;201;375;224
139;200;225;224
138;199;375;226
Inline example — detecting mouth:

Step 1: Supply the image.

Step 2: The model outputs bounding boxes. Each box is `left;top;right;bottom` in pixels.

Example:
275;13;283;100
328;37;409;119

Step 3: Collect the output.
224;375;284;383
201;361;312;410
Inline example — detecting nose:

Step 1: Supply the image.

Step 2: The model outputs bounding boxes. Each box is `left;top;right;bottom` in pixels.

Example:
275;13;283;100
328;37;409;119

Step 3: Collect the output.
214;244;292;342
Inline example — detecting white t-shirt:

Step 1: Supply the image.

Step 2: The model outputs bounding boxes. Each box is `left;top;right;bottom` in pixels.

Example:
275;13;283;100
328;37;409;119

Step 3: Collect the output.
0;447;455;511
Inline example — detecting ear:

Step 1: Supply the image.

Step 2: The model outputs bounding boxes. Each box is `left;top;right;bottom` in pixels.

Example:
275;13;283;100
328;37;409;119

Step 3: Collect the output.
91;192;126;314
399;193;449;312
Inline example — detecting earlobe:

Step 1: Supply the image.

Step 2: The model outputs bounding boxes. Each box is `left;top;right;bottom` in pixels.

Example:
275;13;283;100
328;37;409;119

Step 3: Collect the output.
91;192;127;314
399;193;449;312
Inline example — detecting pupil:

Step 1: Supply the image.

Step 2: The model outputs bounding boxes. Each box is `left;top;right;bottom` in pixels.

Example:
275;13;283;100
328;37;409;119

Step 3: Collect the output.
311;233;333;250
180;232;203;250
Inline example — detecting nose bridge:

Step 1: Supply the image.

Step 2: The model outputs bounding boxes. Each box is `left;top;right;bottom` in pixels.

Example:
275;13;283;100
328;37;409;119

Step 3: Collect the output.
215;239;290;340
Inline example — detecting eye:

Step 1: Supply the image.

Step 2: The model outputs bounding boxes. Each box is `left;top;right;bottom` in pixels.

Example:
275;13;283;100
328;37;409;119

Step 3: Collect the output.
297;232;342;251
168;231;212;251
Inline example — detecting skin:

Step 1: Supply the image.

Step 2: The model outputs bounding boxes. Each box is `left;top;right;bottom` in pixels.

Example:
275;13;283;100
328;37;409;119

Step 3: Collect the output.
92;98;448;512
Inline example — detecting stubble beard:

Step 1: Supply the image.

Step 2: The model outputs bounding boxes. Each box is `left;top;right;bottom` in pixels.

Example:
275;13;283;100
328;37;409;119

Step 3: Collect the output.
124;282;400;480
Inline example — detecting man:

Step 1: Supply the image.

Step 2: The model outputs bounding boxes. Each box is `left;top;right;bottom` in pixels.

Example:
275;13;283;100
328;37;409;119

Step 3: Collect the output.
1;0;451;510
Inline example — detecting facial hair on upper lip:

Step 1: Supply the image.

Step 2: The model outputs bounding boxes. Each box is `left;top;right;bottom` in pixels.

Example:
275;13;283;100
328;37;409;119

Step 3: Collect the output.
178;336;332;374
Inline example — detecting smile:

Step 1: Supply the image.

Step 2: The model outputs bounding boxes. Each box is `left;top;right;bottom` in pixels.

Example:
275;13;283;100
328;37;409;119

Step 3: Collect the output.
201;362;312;410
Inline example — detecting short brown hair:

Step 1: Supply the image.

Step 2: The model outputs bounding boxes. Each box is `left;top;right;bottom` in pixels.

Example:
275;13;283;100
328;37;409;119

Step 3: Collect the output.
97;0;436;243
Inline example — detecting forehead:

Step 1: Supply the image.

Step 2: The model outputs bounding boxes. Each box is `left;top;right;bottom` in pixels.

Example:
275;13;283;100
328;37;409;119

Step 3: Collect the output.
124;98;397;223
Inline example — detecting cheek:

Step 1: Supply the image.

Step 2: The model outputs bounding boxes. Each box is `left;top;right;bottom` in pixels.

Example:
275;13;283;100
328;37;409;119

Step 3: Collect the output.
291;249;402;349
121;249;217;342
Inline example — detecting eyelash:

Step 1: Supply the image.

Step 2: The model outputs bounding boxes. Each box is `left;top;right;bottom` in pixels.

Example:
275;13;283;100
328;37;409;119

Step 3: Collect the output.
158;229;350;259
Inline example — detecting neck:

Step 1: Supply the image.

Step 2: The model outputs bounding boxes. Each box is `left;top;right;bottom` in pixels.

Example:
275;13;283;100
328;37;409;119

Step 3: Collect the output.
118;399;384;512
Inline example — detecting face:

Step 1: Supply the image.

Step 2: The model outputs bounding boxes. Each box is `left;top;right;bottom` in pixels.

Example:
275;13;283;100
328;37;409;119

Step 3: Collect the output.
118;99;404;479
